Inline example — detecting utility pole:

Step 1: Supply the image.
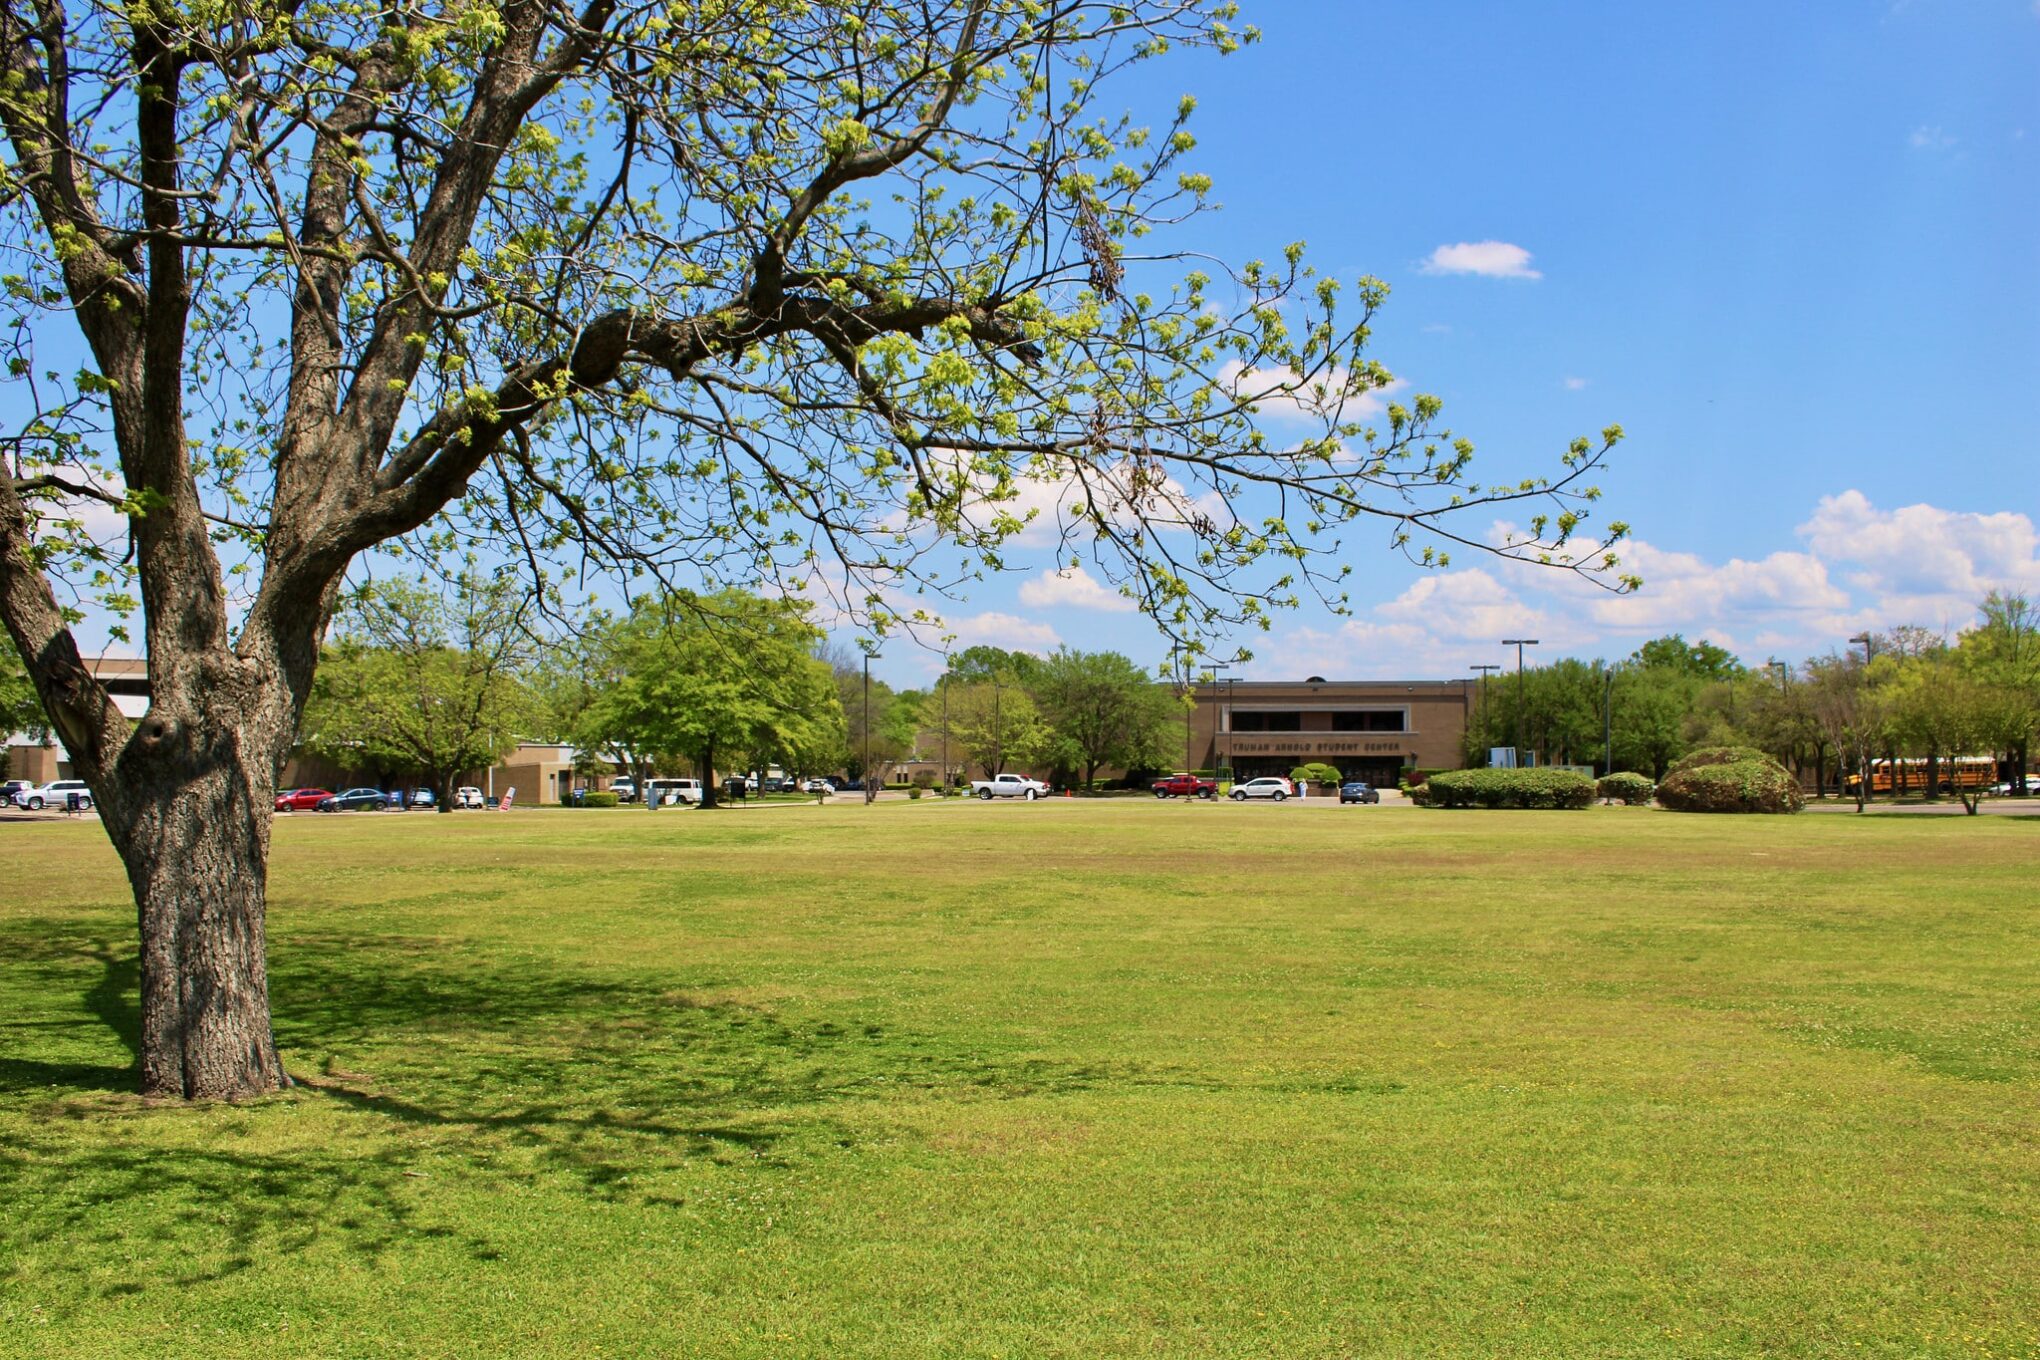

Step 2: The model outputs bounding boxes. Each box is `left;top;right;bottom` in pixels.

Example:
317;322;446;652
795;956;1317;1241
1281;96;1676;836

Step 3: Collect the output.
939;672;949;794
1501;639;1538;766
992;678;1003;776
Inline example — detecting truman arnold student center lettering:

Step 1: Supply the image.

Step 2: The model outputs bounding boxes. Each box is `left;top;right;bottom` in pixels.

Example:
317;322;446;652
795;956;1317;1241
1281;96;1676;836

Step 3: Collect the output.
1186;678;1472;788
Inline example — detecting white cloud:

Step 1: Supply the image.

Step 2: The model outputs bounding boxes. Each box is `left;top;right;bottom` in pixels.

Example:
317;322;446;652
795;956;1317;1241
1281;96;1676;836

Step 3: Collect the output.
1563;376;1590;391
1798;490;2040;600
1017;565;1136;612
1908;125;1957;151
941;610;1061;655
1245;492;2040;679
1419;241;1542;280
1217;358;1408;424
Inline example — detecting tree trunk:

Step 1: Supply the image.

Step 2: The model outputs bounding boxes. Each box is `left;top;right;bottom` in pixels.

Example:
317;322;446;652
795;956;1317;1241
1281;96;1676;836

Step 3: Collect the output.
110;696;291;1100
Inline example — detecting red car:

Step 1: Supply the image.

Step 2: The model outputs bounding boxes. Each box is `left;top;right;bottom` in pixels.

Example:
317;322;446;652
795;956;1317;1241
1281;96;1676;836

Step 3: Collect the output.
1150;773;1218;800
274;788;333;812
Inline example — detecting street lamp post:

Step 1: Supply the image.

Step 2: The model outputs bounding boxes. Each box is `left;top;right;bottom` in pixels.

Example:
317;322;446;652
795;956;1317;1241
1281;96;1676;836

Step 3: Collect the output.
1849;632;1875;665
1603;667;1615;775
1501;639;1539;766
1470;664;1500;760
1206;664;1232;783
1767;659;1789;693
863;651;879;805
939;672;950;793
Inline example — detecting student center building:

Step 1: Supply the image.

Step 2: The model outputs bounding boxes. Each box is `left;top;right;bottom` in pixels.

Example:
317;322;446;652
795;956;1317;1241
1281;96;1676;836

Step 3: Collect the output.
1186;678;1473;788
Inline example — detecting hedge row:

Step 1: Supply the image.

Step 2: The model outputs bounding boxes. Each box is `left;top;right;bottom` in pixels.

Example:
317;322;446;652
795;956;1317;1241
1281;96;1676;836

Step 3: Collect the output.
1656;758;1804;814
577;791;621;808
1416;768;1596;810
1596;772;1656;805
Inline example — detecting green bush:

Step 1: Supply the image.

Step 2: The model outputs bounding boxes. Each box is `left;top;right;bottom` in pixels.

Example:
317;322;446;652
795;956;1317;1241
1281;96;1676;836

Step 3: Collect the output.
1596;772;1656;805
907;786;923;800
1668;746;1773;775
1289;762;1342;789
1421;768;1595;810
579;791;620;808
1656;758;1804;814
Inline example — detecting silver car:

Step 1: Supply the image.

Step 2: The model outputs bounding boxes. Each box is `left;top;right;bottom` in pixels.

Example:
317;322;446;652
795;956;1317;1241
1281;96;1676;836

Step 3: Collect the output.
1229;777;1294;802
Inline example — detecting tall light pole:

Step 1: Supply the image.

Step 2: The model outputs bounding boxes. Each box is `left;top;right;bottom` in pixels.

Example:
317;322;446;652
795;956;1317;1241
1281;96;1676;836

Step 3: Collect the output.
863;651;879;805
1767;659;1789;693
1849;632;1875;665
992;677;1004;775
1206;663;1232;781
939;671;950;793
1501;639;1538;766
1470;664;1500;761
1603;666;1615;775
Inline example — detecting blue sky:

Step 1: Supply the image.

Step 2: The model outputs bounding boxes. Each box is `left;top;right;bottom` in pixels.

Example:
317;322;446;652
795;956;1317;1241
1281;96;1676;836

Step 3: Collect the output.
866;0;2040;686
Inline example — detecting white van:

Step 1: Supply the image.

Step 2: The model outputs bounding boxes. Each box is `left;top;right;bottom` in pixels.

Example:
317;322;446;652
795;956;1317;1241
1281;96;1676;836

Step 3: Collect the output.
643;778;702;806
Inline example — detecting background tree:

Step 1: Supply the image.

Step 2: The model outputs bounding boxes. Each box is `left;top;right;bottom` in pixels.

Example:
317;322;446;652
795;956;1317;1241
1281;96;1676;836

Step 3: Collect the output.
928;680;1050;779
585;592;839;809
300;570;535;809
827;663;914;784
1957;591;2039;793
1;643;43;743
1030;648;1182;788
0;0;1628;1097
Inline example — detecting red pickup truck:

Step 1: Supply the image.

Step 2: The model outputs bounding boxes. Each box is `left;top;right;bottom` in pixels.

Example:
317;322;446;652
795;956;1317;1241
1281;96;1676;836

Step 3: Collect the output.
1151;773;1218;800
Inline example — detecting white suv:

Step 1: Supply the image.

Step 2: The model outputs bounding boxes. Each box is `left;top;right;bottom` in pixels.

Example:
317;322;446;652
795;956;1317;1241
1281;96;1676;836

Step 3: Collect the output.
644;778;702;806
454;786;486;809
14;779;93;810
1229;777;1293;802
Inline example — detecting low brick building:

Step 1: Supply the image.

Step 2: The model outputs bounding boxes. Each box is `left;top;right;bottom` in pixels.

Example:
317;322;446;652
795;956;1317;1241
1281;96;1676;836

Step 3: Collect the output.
1187;677;1473;787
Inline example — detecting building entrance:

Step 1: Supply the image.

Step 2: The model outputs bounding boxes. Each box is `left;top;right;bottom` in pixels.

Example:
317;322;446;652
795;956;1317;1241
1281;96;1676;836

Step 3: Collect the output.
1339;757;1404;788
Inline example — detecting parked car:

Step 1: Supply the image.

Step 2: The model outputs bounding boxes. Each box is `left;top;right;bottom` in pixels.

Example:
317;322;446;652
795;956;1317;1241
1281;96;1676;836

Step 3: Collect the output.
644;777;702;806
275;787;333;812
1339;781;1380;805
609;778;637;803
2;778;34;804
801;777;836;794
1229;777;1293;802
13;778;93;810
408;788;436;809
1151;773;1218;800
455;786;486;809
318;787;393;812
970;772;1050;800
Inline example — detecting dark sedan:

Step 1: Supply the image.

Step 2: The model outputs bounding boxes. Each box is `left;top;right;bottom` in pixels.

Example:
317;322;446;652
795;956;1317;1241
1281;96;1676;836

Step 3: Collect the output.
318;787;394;812
1339;781;1380;805
275;787;333;812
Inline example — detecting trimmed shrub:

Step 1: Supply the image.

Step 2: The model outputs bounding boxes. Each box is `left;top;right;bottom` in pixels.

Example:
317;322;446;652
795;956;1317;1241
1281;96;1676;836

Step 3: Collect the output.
907;786;924;799
1668;745;1773;775
1421;768;1595;810
1657;758;1804;814
579;791;620;808
1597;772;1656;805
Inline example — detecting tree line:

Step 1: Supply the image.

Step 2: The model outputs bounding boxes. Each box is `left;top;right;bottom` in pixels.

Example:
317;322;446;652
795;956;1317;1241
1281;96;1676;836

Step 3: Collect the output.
294;578;1186;810
1462;591;2038;805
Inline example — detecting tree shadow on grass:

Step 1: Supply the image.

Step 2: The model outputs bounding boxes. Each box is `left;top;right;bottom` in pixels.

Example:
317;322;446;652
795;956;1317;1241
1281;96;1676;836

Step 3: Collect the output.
0;918;1141;1305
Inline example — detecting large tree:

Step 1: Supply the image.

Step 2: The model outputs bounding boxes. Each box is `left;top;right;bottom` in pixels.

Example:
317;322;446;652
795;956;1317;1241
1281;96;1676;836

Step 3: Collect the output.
299;571;534;808
0;0;1628;1097
1030;647;1180;788
583;590;839;808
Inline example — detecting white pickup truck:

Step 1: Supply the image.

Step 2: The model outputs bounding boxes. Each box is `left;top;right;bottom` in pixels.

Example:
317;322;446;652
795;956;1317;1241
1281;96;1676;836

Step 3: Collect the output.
969;773;1050;801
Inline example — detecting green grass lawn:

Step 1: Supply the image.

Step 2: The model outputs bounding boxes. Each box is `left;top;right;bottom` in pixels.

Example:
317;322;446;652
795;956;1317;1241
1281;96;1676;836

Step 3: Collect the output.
2;803;2035;1358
